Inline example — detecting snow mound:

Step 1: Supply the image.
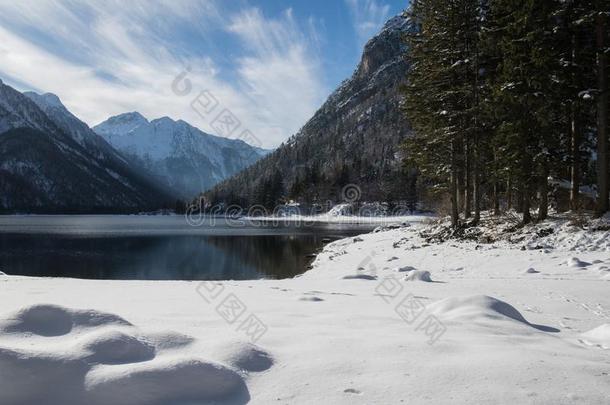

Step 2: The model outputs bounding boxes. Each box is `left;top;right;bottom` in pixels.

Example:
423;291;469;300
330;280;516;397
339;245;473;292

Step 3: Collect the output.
79;330;155;365
524;267;540;274
566;257;591;268
0;304;131;337
85;358;248;404
214;341;274;372
146;330;195;350
405;270;432;282
427;295;542;329
0;305;251;404
580;324;610;349
397;265;416;272
0;345;89;404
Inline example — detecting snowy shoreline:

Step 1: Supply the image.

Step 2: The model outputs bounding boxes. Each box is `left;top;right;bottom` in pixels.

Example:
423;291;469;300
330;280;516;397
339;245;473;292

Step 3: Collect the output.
1;220;610;404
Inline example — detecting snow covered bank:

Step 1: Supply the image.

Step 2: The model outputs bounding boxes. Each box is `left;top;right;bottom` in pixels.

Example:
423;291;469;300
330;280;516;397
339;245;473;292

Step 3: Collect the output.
1;220;610;404
421;211;610;252
242;212;433;225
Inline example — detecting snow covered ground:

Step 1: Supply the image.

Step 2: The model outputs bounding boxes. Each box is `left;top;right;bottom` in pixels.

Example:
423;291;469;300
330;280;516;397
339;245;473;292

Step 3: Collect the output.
1;218;610;404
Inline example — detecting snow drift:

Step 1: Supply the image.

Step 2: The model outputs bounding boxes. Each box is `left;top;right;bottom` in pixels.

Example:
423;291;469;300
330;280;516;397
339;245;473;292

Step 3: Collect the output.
0;304;257;405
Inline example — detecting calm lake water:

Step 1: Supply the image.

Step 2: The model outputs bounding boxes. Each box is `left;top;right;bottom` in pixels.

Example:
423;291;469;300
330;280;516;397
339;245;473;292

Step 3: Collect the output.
0;215;373;280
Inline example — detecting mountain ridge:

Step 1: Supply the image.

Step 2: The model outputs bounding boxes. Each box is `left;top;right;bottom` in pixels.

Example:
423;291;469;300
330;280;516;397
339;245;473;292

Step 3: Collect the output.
0;82;173;213
205;14;416;209
94;112;270;199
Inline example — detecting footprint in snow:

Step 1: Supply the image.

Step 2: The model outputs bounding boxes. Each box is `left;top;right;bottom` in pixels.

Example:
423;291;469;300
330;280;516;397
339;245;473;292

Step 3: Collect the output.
342;274;377;280
298;296;324;302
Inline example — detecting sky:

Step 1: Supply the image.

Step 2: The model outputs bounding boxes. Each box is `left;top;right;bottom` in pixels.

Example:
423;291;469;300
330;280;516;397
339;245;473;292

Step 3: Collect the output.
0;0;407;148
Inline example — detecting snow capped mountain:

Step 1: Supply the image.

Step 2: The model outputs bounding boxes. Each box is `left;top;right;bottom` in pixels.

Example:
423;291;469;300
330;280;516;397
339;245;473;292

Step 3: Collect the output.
0;82;59;135
0;81;172;213
24;91;100;148
94;113;269;198
95;111;148;137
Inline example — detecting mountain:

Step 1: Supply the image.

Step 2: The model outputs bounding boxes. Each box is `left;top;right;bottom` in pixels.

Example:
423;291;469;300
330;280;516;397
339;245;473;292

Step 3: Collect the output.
24;91;115;156
93;113;269;199
204;15;415;209
0;80;173;213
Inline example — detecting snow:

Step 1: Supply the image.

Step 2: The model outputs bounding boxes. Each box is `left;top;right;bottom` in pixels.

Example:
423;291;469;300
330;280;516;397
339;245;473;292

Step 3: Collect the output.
580;324;610;349
1;221;610;404
24;92;64;109
524;267;540;274
404;269;433;282
426;295;532;325
93;111;267;196
549;177;597;198
94;112;264;169
246;211;432;225
566;257;592;268
0;304;249;404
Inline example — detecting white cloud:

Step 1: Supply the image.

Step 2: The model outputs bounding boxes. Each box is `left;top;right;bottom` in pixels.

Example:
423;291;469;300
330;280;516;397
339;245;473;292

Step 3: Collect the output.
227;8;326;145
0;1;327;148
345;0;391;50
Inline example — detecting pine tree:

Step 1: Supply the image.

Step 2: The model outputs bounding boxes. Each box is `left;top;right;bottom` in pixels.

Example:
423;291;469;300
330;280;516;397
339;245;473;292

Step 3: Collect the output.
487;0;562;223
595;1;609;214
403;0;484;228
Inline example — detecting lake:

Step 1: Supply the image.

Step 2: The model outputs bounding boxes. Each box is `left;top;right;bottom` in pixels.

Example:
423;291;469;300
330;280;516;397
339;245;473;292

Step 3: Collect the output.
0;215;374;280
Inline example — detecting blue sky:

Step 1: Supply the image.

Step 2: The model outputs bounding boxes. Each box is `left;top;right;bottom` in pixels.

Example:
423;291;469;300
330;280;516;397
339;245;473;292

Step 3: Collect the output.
0;0;407;147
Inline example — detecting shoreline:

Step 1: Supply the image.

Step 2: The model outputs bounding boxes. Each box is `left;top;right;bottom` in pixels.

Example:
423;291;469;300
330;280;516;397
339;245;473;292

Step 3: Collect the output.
1;222;609;404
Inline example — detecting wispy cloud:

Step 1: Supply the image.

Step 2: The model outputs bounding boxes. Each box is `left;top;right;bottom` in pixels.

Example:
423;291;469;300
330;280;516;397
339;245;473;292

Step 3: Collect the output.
227;8;326;144
345;0;391;50
0;1;327;148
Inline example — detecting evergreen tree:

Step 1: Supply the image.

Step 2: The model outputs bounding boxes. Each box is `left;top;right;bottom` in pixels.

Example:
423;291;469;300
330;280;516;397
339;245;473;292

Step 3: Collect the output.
403;0;486;227
403;0;603;224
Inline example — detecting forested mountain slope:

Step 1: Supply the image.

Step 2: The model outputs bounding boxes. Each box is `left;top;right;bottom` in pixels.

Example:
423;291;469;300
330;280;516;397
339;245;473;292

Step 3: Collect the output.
205;15;415;208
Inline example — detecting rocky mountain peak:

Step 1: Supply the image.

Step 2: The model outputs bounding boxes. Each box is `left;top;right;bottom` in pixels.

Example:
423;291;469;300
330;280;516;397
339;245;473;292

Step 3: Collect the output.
94;112;149;136
24;92;65;109
356;14;409;79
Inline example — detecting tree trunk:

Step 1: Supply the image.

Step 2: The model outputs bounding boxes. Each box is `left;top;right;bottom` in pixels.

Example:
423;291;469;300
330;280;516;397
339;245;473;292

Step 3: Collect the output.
464;139;471;219
570;32;581;212
596;6;609;216
450;140;460;228
493;182;500;215
456;175;461;216
472;134;480;223
522;185;531;224
507;175;513;210
522;154;531;224
472;24;480;225
570;102;580;211
538;164;549;221
492;149;500;215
